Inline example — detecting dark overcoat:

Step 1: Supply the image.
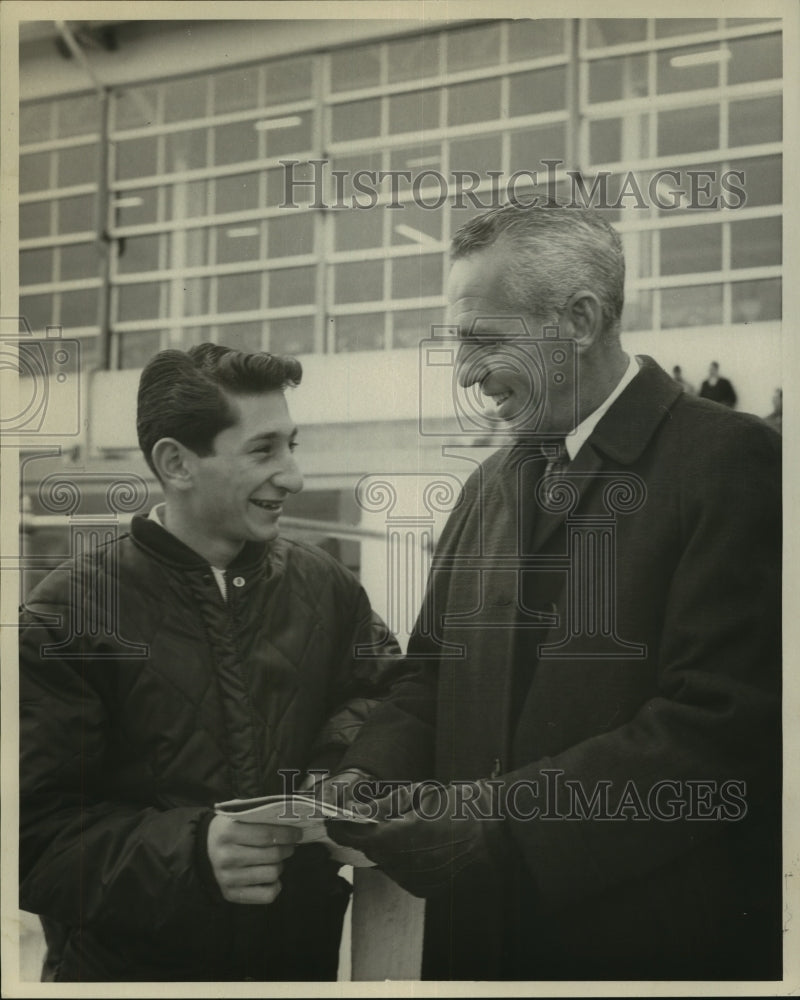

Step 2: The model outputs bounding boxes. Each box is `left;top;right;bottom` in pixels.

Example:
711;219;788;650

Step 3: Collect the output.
341;357;782;981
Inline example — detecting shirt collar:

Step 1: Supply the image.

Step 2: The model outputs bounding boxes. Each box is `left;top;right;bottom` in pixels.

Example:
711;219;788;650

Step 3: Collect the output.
565;354;640;461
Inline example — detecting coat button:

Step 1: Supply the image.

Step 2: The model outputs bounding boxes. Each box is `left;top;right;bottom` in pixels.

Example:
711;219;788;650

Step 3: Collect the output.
232;576;245;588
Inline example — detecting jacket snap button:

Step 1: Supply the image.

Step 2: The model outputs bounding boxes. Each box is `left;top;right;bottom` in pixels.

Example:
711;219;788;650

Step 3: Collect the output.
232;576;245;588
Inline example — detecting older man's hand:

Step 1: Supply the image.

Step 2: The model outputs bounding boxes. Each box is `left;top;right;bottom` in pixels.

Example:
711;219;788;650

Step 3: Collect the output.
325;779;506;897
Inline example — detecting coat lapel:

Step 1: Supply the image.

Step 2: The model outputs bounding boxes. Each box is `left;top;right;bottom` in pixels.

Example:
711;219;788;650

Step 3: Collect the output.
530;356;682;553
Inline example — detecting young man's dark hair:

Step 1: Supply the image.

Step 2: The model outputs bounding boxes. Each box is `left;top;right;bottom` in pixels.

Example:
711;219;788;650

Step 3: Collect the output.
136;343;302;476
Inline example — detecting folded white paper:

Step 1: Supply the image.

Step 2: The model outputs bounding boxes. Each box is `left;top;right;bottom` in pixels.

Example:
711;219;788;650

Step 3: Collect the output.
214;793;376;868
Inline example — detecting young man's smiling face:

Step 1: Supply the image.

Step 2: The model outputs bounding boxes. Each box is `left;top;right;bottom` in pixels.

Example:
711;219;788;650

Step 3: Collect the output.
185;390;303;560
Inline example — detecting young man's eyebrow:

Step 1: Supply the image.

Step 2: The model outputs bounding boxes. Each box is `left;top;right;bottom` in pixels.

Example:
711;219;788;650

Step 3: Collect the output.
246;428;298;446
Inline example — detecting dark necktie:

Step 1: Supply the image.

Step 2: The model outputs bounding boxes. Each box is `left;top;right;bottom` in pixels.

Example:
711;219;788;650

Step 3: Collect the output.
540;438;569;505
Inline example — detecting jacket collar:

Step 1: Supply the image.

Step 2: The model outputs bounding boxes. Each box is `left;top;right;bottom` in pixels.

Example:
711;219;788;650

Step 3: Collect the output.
130;514;269;573
583;355;682;465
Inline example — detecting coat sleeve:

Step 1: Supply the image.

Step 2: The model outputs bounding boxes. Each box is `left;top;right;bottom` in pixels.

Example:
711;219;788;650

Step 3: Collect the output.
501;418;781;907
19;595;222;935
305;565;412;776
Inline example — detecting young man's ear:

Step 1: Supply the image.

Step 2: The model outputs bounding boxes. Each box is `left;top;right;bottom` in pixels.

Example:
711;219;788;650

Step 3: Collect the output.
150;438;195;491
560;290;604;351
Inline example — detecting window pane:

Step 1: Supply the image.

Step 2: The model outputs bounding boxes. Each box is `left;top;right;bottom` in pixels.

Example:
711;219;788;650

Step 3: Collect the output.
621;230;654;280
446;24;501;72
58;194;96;234
164;129;208;172
508;20;566;60
654;19;718;37
331;99;381;142
727;34;782;84
19;294;54;331
448;79;501;126
388;34;441;82
730;217;781;269
328;152;383;201
268;162;317;206
657;106;719;155
729;96;782;148
20;201;52;239
587;54;648;103
392;307;444;348
182;278;210;316
164;75;208;123
215;223;261;264
113;87;159;130
60;287;98;328
214;121;259;166
213;66;260;114
114;188;160;227
265;57;313;104
60;242;99;282
390;143;442;175
267;266;316;308
586;20;647;48
661;283;723;327
731;278;781;322
334;260;383;303
334;313;385;352
654;163;722;216
509;67;567;116
214;172;260;213
334;207;383;251
217;272;262;313
118;331;163;369
331;44;380;92
388;90;440;135
77;334;101;370
657;45;720;93
660;224;722;275
117;281;167;321
270;316;315;355
391;254;443;299
727;156;781;207
20;102;53;144
267;213;314;256
391;202;443;246
115;136;158;181
508;124;566;175
182;227;209;268
20;248;55;286
57;143;99;188
589;119;622;164
216;321;265;353
621;289;653;331
20;152;51;193
261;113;312;158
449;134;501;179
56;94;99;137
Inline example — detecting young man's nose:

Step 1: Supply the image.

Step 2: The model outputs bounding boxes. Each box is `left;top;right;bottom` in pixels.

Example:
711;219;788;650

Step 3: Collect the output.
273;455;303;494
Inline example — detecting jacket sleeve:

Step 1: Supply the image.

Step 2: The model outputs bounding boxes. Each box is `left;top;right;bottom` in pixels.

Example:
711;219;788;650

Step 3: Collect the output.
19;597;221;935
501;418;781;907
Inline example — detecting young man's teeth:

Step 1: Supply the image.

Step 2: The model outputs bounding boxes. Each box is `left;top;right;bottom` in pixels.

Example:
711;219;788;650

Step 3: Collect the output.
251;499;280;510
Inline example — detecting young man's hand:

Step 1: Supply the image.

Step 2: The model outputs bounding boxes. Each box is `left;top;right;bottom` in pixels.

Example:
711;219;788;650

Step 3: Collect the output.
207;814;301;904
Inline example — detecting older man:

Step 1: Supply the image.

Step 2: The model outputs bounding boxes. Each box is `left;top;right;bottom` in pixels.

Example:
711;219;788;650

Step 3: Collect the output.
329;205;781;981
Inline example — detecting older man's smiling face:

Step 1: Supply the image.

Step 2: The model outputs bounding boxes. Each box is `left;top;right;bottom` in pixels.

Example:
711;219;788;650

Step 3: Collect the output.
448;246;576;436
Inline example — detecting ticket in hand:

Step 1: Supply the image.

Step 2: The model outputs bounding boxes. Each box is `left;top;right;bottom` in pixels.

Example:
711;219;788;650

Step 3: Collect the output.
214;793;376;867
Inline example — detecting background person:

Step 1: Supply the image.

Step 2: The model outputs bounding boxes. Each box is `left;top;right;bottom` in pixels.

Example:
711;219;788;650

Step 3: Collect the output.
699;360;737;408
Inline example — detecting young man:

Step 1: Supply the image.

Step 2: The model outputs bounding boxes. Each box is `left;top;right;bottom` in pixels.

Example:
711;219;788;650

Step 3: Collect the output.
329;205;782;981
19;343;399;982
